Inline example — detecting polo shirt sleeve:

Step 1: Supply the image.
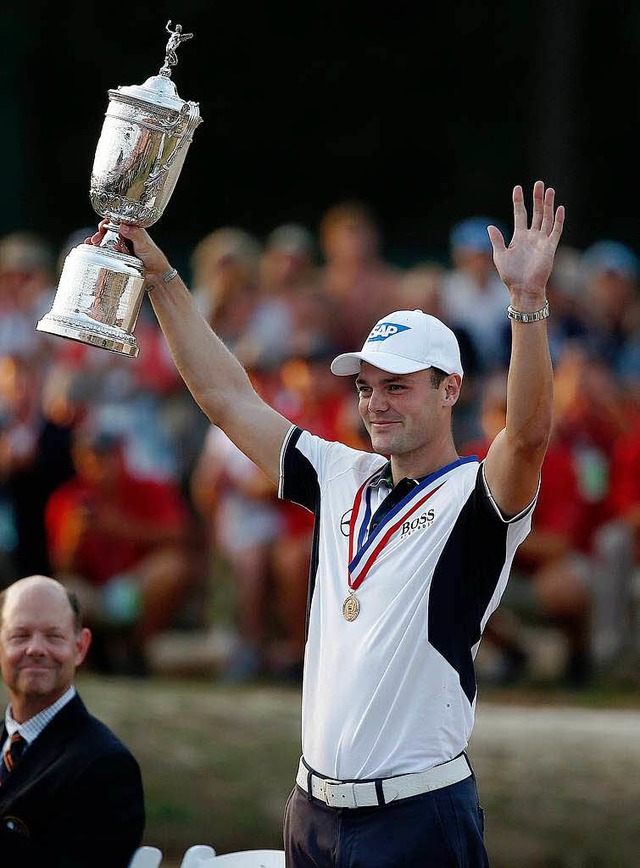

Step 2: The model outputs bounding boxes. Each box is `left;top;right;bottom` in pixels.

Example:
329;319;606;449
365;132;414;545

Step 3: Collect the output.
278;426;376;515
478;461;540;526
278;426;321;513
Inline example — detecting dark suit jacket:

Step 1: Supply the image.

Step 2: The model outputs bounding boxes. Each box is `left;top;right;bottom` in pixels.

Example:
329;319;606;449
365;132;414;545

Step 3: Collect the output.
0;693;144;868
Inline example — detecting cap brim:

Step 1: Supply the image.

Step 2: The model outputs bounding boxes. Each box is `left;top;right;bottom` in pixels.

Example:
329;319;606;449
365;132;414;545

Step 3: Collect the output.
330;351;432;376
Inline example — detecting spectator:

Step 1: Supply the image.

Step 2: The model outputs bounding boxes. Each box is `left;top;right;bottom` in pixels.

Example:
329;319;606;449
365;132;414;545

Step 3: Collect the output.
190;418;283;682
261;224;317;282
0;356;77;584
190;226;262;351
579;240;640;377
234;223;332;369
590;397;640;667
0;232;55;365
553;344;627;553
442;215;508;371
44;426;195;675
318;200;403;350
0;574;144;867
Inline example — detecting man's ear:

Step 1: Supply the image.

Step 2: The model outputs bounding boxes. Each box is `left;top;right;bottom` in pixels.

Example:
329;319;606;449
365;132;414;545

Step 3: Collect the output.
75;627;92;667
443;375;462;406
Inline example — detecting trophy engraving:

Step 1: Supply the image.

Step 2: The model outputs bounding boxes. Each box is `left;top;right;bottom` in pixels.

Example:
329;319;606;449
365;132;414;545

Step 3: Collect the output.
37;21;203;357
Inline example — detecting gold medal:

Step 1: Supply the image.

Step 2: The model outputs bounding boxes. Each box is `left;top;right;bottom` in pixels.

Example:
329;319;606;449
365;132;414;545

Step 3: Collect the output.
342;592;360;621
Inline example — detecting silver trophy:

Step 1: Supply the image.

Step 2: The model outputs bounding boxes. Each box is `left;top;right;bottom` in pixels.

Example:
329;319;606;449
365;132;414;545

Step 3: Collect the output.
37;21;203;357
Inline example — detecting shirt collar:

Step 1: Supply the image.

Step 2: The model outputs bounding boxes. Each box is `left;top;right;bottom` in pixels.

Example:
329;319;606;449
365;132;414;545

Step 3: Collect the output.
369;461;394;489
368;461;422;490
5;686;76;745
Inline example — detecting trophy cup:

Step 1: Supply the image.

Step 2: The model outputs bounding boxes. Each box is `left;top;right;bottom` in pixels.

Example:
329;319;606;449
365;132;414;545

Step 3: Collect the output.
37;21;203;357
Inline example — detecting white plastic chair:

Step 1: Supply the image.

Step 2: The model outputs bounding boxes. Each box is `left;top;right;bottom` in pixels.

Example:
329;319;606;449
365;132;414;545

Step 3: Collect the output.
211;850;285;867
179;844;217;867
128;846;164;868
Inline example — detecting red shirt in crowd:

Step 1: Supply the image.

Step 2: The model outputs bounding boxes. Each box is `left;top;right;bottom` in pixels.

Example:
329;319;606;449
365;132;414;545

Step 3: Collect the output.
45;470;189;586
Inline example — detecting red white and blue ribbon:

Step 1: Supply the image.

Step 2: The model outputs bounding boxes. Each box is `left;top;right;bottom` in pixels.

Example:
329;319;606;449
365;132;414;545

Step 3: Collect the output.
347;456;477;593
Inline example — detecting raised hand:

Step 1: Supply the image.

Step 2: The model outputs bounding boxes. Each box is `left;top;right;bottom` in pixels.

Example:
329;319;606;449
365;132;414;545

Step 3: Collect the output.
487;180;565;308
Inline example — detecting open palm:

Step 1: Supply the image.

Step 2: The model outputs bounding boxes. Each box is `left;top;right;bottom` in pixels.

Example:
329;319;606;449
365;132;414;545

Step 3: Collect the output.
488;181;565;304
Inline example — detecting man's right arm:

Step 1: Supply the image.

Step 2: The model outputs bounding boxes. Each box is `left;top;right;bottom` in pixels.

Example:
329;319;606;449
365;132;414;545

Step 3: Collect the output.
92;223;292;484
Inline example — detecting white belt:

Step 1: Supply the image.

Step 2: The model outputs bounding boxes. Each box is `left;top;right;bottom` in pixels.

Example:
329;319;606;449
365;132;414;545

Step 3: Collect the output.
295;755;472;810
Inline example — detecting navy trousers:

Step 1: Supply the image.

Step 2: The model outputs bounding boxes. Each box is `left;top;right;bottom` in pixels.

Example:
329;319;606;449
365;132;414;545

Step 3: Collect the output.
283;774;489;867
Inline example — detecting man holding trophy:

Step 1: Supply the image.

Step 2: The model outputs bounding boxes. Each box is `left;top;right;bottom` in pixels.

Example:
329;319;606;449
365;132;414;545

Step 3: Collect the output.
85;179;564;866
38;12;566;867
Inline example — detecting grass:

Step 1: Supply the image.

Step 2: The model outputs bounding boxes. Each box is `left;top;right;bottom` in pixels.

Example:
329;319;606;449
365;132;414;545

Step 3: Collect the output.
78;677;301;860
3;673;640;865
68;675;640;866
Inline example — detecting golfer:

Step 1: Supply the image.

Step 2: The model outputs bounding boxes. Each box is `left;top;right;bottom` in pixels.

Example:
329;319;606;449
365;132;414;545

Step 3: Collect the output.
89;180;563;865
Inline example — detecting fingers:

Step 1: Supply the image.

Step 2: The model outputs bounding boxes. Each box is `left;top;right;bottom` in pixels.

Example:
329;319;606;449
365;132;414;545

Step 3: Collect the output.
486;224;506;254
81;222;171;273
119;224;152;255
540;185;556;235
550;204;566;246
85;219;111;246
512;185;527;232
531;180;545;230
119;224;170;273
538;184;565;245
514;181;564;241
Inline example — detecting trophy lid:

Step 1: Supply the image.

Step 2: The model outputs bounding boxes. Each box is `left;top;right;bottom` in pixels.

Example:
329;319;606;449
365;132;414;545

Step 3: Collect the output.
114;75;186;112
109;22;195;112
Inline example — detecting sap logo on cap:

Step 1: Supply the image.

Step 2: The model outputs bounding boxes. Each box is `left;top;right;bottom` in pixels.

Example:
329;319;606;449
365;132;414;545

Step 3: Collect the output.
367;322;410;343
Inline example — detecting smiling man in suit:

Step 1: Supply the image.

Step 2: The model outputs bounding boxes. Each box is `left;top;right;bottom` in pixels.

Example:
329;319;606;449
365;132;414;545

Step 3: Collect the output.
0;574;145;867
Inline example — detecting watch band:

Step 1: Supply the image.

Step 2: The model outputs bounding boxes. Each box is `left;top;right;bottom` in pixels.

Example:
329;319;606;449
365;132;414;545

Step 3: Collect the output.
506;299;550;323
161;266;179;283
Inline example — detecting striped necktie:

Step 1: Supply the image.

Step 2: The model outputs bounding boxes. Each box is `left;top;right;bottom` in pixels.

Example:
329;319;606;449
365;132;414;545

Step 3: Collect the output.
0;732;26;784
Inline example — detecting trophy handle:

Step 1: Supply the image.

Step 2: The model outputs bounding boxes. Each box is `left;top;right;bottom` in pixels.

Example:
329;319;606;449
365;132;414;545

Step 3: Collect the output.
143;101;201;198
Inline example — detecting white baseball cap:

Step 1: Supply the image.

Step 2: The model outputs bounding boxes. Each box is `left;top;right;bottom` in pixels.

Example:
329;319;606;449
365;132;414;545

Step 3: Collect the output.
330;309;464;379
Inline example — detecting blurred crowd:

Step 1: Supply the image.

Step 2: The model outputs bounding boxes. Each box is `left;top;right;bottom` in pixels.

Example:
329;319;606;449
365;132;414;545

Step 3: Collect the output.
1;201;640;687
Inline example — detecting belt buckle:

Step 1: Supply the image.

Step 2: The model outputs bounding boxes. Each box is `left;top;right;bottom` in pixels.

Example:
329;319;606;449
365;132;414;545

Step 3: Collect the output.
322;779;357;809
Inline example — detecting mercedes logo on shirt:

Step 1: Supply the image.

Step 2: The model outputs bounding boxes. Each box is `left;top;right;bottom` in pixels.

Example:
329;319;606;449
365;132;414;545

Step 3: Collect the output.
340;510;351;537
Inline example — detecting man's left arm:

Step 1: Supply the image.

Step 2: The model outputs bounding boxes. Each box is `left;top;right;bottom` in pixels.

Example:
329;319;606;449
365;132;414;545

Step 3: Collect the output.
483;181;565;517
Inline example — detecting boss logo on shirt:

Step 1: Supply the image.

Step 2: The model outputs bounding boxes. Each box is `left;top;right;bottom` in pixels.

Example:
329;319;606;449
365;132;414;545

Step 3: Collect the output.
367;322;410;342
400;508;435;538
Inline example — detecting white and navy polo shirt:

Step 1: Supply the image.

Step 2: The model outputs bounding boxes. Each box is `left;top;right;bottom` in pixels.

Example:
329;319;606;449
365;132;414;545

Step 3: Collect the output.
279;426;536;781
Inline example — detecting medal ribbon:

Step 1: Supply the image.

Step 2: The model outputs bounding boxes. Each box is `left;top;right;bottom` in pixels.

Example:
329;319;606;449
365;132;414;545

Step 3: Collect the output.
347;456;477;593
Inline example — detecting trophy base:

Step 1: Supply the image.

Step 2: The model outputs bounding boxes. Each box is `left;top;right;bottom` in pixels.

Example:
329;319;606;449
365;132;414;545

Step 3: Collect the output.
37;311;140;357
36;243;146;357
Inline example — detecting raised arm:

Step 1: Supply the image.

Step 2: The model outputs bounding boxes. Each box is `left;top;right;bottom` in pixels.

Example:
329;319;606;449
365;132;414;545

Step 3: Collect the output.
91;223;291;484
483;181;565;516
